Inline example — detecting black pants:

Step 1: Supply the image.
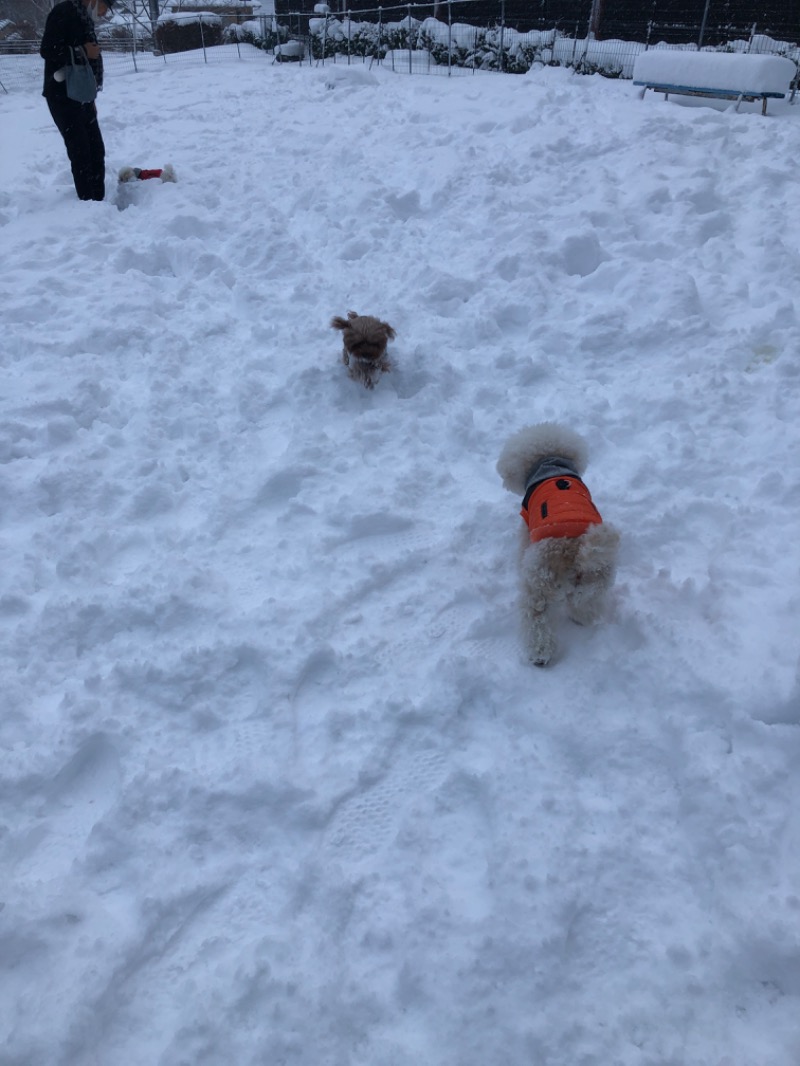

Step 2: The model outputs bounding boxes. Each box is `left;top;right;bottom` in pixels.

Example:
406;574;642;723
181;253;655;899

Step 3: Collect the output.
46;93;105;202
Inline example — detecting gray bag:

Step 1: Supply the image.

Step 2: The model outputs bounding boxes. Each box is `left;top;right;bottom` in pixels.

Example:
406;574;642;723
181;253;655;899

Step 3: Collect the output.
65;45;97;103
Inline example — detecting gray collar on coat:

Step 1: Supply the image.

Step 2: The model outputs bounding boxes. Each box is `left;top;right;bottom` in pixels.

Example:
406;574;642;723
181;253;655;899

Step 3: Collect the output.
522;455;582;507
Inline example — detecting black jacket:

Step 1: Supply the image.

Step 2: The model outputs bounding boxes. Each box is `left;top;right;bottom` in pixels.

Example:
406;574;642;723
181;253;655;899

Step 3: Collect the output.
40;1;103;98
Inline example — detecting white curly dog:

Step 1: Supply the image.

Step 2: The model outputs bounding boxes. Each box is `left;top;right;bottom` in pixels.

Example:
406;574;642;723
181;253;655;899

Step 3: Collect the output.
497;423;620;666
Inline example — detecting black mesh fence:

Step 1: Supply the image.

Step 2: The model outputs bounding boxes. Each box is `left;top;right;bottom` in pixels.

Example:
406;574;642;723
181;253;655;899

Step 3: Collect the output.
2;0;798;91
275;0;799;77
599;0;799;47
278;0;799;42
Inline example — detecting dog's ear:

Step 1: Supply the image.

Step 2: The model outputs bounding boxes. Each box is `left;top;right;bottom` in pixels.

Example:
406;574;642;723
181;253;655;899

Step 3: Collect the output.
347;310;359;321
331;316;349;332
382;323;397;342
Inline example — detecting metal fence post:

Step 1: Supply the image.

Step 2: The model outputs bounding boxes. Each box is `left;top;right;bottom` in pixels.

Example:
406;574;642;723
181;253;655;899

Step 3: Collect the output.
447;0;452;76
499;0;505;73
408;3;412;74
588;0;603;40
697;0;711;49
580;6;593;70
199;16;207;63
131;14;138;72
347;8;351;64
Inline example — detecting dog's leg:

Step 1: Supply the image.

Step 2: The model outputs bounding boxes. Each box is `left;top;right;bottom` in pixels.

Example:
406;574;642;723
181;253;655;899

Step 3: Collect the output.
348;358;376;389
521;545;557;666
566;572;609;627
524;602;556;666
343;348;367;387
566;525;619;627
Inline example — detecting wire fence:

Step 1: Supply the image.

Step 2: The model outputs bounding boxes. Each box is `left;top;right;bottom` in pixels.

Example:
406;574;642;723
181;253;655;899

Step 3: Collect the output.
2;0;799;94
0;38;278;94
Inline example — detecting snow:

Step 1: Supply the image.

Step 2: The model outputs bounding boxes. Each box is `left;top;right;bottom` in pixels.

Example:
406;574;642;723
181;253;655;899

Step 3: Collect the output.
161;0;264;8
156;11;223;24
2;51;800;1066
632;49;797;95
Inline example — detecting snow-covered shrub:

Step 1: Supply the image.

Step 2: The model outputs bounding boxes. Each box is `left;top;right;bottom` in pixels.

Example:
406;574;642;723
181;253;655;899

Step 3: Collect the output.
306;15;570;75
155;13;222;53
233;18;287;52
417;23;480;68
382;17;422;55
308;16;387;59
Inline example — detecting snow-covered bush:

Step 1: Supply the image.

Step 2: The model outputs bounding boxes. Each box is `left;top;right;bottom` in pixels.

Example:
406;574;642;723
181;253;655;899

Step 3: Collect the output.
308;17;385;59
231;17;287;52
305;15;594;75
155;13;222;53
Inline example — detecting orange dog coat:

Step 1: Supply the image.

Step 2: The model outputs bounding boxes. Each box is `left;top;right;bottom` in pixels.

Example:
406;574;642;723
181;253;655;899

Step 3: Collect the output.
521;474;603;542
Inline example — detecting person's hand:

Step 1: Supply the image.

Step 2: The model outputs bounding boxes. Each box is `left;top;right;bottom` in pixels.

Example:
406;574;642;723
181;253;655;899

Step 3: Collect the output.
84;41;100;59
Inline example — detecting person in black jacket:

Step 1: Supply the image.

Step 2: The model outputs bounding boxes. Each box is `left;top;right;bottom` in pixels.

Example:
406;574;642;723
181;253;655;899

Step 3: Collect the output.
40;0;114;201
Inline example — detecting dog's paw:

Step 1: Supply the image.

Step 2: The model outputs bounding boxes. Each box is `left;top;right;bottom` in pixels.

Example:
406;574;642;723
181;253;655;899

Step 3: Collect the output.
526;629;555;666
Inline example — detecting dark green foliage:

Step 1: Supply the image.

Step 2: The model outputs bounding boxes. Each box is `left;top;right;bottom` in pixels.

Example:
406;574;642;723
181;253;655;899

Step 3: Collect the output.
235;23;290;52
305;17;576;74
155;17;223;54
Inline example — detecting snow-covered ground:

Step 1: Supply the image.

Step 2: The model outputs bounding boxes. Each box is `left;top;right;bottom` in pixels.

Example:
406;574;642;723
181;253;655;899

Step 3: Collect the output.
2;51;800;1066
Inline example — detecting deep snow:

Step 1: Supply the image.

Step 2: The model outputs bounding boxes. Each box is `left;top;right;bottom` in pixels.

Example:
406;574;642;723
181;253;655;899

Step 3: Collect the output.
1;50;800;1066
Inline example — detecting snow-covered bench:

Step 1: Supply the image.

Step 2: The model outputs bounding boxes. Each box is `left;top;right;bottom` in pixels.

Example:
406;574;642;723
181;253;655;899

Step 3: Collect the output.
633;50;797;115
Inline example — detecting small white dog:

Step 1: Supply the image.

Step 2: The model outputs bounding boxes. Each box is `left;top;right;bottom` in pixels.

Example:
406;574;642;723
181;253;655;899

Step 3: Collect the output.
497;423;619;666
118;164;177;184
